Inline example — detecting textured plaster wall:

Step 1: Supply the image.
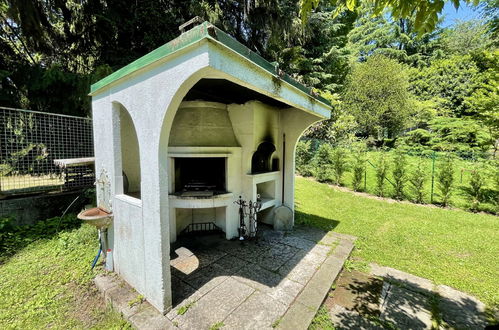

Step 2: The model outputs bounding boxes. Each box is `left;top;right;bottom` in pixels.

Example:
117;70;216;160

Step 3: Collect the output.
119;105;141;193
169;101;239;147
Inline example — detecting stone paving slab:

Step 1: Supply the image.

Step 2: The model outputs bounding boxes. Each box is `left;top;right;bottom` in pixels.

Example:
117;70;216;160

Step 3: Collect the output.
174;277;255;329
324;263;491;330
437;284;488;329
95;226;355;330
223;291;287;329
379;282;433;329
370;263;435;294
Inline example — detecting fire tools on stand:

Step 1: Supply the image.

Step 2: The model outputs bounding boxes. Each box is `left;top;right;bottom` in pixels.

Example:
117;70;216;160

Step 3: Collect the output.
235;195;262;241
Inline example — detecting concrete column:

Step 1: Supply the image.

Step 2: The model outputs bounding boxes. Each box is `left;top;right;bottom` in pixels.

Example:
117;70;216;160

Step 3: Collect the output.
280;108;323;222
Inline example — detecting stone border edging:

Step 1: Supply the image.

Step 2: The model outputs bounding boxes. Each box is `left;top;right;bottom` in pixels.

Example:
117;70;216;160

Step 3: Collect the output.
277;234;355;330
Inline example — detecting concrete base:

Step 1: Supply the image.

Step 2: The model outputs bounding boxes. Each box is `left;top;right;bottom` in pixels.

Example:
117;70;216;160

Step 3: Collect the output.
0;190;88;226
94;274;175;330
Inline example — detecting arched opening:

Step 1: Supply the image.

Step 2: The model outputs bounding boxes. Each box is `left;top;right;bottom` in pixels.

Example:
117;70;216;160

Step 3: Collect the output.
251;141;277;174
116;103;141;199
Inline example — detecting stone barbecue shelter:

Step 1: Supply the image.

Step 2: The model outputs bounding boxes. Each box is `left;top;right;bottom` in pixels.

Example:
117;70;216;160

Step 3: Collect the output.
89;21;331;314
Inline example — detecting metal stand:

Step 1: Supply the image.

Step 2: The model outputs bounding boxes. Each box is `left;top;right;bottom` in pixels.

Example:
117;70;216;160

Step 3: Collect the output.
235;195;261;241
248;194;262;239
235;196;247;240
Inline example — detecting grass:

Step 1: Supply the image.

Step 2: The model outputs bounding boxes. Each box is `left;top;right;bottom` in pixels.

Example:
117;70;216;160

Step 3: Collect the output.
177;301;195;315
209;321;225;330
0;217;129;329
309;306;335;330
0;174;64;192
295;176;499;307
308;150;498;214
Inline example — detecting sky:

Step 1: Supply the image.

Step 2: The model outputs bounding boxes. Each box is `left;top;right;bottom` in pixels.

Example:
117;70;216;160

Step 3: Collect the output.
440;1;482;27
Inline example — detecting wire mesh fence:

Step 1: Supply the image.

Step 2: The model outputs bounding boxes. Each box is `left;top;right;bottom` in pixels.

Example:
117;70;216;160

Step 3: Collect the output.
0;107;94;196
296;139;499;214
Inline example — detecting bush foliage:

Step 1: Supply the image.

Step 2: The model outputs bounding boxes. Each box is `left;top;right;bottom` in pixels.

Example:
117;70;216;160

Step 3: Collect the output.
295;141;498;213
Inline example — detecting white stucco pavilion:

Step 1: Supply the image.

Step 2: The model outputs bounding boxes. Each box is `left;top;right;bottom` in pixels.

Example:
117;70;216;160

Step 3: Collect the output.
90;21;331;313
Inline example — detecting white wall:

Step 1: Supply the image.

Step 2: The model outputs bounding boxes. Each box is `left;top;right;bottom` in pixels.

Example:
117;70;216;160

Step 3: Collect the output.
119;105;141;194
90;39;328;314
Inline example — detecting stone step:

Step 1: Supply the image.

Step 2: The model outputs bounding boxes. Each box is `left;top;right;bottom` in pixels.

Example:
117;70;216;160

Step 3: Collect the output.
277;237;355;330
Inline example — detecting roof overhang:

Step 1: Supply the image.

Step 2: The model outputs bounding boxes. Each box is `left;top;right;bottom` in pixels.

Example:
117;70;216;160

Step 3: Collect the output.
90;22;331;119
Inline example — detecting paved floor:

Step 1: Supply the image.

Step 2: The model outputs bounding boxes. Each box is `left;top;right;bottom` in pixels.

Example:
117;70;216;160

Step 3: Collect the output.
166;225;354;329
325;264;490;329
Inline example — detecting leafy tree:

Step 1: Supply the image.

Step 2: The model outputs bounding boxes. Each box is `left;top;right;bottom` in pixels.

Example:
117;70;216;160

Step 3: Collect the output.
427;117;492;155
346;5;443;65
466;49;499;156
409;55;483;117
492;160;499;214
300;0;484;34
440;19;493;55
342;55;412;143
278;8;356;93
480;0;499;44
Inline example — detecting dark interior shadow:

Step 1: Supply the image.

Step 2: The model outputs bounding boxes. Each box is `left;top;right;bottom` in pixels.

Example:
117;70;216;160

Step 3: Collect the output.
169;220;339;309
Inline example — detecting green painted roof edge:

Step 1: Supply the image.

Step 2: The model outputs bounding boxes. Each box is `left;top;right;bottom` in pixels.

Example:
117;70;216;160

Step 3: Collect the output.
90;21;212;94
90;21;331;107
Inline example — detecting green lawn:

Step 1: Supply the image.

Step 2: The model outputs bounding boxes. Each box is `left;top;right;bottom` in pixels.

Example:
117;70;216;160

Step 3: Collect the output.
295;176;499;307
0;221;129;329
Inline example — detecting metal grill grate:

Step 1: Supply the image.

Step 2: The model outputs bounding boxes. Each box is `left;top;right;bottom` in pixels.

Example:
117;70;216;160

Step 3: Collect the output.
0;107;94;196
180;222;223;236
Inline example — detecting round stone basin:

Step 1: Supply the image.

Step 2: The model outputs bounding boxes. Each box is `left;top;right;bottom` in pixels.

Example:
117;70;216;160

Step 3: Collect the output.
77;207;113;229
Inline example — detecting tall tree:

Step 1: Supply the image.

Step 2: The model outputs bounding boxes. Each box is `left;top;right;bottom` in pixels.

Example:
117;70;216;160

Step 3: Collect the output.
342;54;412;142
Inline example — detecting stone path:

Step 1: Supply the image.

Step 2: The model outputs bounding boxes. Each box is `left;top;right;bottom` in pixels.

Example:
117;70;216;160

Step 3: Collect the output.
325;264;490;329
95;225;355;329
168;226;355;330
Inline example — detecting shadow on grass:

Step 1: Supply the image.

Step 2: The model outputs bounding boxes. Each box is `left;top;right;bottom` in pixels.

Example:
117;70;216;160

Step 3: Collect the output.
0;213;83;264
294;210;340;232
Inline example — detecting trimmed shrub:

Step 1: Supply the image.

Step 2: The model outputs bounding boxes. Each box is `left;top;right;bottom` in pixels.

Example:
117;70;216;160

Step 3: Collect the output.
296;140;315;176
392;149;407;200
331;147;348;185
437;153;455;207
491;161;499;214
314;144;334;182
468;165;485;212
351;144;366;191
409;159;427;203
375;152;389;197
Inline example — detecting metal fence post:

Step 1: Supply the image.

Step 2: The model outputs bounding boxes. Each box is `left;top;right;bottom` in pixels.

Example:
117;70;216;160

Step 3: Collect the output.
430;151;436;204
